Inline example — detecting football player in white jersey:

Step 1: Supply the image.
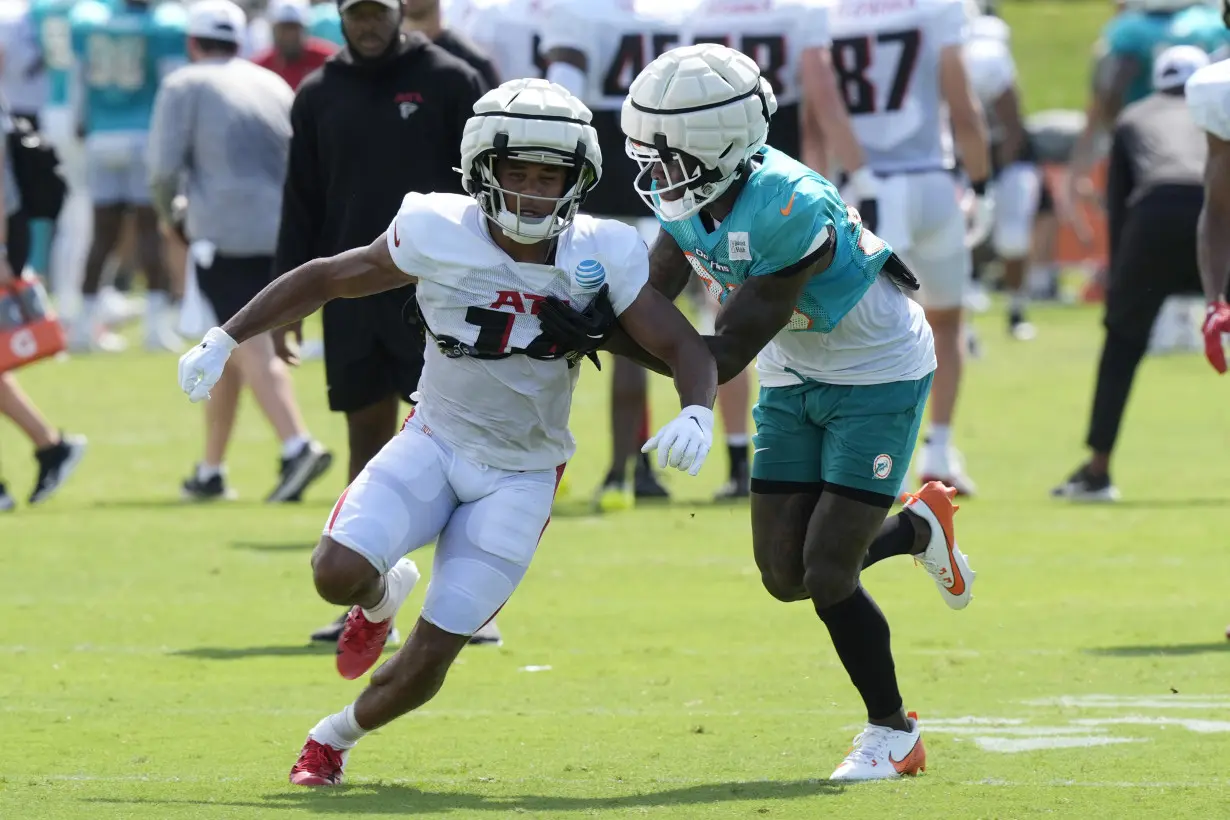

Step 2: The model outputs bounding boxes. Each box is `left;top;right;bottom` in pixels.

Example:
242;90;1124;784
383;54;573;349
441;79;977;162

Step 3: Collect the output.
1187;5;1230;374
963;2;1039;340
176;79;719;787
829;0;990;495
447;0;548;82
541;0;878;507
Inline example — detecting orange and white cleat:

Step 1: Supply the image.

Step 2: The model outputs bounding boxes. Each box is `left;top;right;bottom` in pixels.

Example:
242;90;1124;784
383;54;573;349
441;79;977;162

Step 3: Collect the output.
289;737;348;787
903;481;975;610
830;711;926;781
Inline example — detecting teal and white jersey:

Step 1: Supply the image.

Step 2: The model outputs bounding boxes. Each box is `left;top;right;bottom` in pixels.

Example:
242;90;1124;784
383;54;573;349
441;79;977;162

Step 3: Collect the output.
309;2;343;48
70;0;188;134
29;0;77;108
1100;4;1228;105
658;146;935;386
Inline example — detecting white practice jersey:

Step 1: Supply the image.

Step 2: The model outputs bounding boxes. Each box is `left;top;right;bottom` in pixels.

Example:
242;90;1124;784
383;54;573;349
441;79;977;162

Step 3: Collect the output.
0;0;46;114
386;193;649;471
448;0;547;83
963;15;1016;142
829;0;969;173
686;0;832;162
1186;58;1230;140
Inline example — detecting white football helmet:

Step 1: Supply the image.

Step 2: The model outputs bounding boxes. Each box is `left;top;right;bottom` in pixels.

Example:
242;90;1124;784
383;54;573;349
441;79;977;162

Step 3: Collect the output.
621;43;777;222
460;78;602;244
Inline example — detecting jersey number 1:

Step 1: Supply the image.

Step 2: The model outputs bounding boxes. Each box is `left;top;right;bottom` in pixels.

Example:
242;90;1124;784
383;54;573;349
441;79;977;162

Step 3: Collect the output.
831;29;920;115
465;307;558;358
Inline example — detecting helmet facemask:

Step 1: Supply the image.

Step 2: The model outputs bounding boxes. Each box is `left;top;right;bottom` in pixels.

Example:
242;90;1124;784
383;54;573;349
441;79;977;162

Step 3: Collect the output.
626;135;741;222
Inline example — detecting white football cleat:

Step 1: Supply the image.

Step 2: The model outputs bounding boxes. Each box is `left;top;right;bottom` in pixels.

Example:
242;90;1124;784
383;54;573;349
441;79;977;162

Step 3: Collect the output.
830;712;926;782
902;481;975;610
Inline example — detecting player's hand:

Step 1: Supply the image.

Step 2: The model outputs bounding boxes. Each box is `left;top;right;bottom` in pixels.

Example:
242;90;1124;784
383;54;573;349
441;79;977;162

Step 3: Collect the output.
842;167;880;233
962;185;995;249
178;326;237;402
538;283;617;359
1202;301;1230;374
272;319;303;367
642;405;714;476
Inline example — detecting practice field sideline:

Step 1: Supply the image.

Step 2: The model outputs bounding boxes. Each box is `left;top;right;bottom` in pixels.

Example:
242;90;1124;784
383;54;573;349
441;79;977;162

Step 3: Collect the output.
2;300;1228;818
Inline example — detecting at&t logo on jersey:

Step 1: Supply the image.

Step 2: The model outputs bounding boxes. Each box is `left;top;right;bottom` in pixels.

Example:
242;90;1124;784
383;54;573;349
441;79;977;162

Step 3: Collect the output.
573;259;606;290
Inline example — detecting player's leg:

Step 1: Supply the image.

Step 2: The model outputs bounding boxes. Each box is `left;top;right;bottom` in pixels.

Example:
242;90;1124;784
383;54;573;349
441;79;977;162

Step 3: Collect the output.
1027;178;1061;301
909;173;977;495
1053;193;1201;501
72;199;126;352
994;163;1041;340
183;363;241;500
596;357;655;510
319;414;459;678
292;458;561;786
0;372;87;505
130;202;178;352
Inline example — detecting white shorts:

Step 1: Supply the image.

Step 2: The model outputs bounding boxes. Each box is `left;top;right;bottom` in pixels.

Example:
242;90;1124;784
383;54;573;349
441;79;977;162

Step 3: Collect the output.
323;413;564;636
874;170;971;310
85;130;150;206
991;162;1041;259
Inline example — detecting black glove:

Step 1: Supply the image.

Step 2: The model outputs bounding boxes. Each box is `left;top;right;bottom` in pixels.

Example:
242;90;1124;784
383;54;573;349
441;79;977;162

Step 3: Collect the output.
538;283;618;370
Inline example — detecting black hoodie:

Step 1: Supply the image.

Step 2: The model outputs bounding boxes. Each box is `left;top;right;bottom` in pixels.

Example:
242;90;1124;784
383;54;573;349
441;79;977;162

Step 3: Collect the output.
274;32;485;275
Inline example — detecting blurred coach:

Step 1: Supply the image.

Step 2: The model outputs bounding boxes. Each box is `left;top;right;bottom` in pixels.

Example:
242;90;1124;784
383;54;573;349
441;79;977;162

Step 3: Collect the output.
148;0;332;504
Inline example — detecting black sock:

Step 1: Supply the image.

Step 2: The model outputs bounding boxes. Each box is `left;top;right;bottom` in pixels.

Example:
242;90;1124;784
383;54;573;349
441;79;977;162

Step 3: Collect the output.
727;442;748;479
862;511;922;570
634;452;652;477
815;587;903;721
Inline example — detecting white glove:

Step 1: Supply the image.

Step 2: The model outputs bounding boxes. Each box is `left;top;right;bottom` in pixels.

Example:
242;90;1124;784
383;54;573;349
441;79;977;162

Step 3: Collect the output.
178;326;237;403
641;405;714;476
963;185;995;249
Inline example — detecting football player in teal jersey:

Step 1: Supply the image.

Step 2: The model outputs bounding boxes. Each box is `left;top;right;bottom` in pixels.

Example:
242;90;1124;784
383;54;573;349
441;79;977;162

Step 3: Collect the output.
538;44;977;780
69;0;188;352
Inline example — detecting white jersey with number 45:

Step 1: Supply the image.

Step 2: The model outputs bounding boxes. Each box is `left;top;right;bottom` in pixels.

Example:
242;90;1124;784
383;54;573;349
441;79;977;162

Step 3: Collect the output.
386;192;649;472
1186;58;1230;142
829;0;969;173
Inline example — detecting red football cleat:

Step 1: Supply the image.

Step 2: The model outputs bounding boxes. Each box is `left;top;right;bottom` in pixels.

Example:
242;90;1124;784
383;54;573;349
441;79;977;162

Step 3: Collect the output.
289;738;347;787
336;606;391;680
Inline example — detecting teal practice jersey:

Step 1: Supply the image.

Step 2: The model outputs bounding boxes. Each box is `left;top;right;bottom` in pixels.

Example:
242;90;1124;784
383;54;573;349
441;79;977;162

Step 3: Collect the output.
70;0;187;134
30;0;80;107
1102;4;1228;105
657;146;893;335
309;3;344;48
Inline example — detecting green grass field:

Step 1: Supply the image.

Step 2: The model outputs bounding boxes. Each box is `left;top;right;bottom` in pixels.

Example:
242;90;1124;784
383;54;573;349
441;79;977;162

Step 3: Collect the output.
6;3;1230;817
3;298;1229;819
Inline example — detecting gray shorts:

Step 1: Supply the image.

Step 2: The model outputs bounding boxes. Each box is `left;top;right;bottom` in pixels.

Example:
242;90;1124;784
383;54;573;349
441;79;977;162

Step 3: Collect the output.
85;131;150;206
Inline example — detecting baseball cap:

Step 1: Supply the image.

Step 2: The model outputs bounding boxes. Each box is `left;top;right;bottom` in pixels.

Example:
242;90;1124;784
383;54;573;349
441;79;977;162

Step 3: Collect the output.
187;0;247;43
1153;45;1210;92
338;0;400;13
268;0;311;26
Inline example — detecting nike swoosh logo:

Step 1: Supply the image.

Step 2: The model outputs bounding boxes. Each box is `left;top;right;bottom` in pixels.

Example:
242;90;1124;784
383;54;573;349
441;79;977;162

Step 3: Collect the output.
753;447;769;454
779;192;796;216
393;222;401;247
889;738;925;774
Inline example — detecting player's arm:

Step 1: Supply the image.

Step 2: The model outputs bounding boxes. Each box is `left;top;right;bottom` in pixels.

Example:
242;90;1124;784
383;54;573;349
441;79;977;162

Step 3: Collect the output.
990;82;1027;171
644;228;694;300
617;285;717;411
540;0;588;98
1069;51;1137;195
939;43;989;187
800;45;869;183
222;234;414;346
1198;131;1230;306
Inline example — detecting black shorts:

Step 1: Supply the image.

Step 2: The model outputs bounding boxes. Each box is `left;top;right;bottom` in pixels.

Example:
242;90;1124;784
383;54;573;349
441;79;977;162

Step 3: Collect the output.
1104;186;1203;341
197;254;275;325
322;287;424;414
1037;175;1055;215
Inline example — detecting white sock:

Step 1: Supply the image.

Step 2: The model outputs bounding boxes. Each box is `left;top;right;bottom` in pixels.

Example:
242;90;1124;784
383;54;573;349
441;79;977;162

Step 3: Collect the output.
309;704;366;750
361;560;417;623
726;434;749;448
281;435;310;460
927;424;951;450
146;290;169;323
1009;291;1028;313
197;463;223;482
77;295;99;334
